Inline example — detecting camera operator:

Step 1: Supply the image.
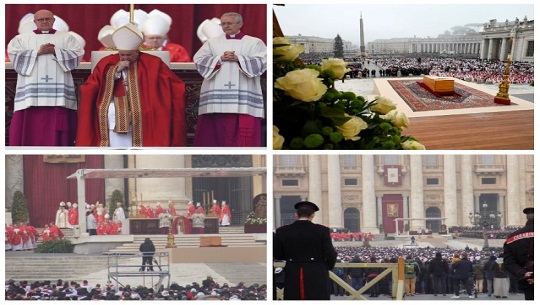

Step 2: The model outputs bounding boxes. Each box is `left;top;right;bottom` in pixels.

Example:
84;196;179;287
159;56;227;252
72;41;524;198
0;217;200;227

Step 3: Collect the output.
503;207;534;300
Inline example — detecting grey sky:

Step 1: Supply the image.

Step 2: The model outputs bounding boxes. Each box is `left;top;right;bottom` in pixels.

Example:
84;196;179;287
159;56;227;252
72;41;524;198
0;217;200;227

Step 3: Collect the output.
274;3;534;47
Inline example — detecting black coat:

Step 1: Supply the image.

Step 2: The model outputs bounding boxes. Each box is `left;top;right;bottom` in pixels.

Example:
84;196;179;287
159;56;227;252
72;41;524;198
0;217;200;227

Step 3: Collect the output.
429;257;449;277
139;240;155;256
452;258;472;280
503;220;534;290
274;220;337;300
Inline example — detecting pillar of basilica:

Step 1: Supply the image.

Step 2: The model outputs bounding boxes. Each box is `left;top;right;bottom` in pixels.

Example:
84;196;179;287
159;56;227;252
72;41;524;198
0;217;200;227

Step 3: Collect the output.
308;155;323;224
327;155;342;228
362;155;378;233
409;155;424;230
506;155;522;226
460;155;474;226
443;155;458;226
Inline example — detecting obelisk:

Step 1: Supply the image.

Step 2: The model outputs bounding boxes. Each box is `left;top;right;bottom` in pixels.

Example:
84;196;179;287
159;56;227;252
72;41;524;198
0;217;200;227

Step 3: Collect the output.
359;12;366;57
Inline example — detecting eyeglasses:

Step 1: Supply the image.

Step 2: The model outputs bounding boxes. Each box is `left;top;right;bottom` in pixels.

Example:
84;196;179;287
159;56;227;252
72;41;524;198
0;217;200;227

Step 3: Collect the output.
35;18;53;22
220;22;238;27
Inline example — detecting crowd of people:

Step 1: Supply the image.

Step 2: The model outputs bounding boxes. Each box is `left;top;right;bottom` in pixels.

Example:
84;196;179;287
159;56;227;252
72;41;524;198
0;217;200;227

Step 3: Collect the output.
322;246;520;299
5;277;267;300
449;226;522;239
299;52;534;85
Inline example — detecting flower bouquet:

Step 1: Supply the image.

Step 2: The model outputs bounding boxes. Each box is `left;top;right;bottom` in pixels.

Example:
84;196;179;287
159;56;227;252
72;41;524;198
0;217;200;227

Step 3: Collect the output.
273;37;425;150
245;212;267;225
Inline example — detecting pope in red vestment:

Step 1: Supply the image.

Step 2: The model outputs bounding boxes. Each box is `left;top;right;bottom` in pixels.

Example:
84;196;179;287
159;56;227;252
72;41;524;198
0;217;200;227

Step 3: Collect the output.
76;52;186;147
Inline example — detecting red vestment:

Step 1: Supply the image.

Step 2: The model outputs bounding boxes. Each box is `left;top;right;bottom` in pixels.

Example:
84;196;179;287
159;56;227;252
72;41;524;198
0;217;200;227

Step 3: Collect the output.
220;205;231;223
196;206;204;214
76;53;186;147
68;208;79;225
187;205;195;217
163;42;191;62
212;204;221;218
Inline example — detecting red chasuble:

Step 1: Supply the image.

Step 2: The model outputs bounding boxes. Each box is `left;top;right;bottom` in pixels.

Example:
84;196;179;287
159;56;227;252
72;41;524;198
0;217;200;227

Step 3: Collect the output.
76;53;186;146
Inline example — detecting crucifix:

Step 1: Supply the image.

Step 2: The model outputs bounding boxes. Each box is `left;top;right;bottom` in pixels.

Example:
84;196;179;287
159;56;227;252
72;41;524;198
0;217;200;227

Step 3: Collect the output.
41;75;53;82
224;81;236;89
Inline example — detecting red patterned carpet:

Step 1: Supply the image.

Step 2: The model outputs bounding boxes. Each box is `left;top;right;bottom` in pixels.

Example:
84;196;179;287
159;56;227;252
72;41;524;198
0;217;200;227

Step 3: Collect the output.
388;79;514;111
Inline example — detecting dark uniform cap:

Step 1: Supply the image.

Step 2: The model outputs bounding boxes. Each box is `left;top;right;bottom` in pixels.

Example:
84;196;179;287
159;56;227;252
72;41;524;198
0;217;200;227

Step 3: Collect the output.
293;201;319;211
523;207;533;214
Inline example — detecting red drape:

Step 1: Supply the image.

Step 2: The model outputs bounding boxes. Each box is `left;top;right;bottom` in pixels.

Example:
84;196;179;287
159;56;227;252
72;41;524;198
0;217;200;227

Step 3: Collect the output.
23;155;105;227
5;4;267;62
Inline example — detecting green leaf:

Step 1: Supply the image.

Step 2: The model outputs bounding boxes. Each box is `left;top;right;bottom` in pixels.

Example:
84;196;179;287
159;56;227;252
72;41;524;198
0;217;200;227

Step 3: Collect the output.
321;107;349;126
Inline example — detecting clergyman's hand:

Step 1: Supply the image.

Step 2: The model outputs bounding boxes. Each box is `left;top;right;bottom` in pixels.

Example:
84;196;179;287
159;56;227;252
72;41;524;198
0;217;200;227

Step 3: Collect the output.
37;43;55;56
116;61;130;72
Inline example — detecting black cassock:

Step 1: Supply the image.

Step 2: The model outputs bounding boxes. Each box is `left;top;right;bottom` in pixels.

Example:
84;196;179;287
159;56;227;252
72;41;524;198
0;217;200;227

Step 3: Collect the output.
274;220;338;300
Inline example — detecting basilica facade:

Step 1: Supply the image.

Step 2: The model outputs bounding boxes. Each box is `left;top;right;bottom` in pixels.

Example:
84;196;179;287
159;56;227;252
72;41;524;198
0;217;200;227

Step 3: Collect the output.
273;155;533;234
5;155;266;227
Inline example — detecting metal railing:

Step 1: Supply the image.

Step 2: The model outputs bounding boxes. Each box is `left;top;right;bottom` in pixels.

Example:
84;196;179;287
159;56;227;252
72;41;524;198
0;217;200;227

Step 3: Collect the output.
274;257;405;300
107;252;170;290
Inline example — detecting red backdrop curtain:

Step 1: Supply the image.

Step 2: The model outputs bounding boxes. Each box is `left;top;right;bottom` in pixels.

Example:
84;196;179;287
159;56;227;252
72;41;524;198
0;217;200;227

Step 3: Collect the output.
6;4;267;62
23;155;105;227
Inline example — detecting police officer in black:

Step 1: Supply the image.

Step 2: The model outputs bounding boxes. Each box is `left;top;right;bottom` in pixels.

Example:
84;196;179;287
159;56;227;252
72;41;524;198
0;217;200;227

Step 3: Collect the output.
503;207;534;300
274;201;338;300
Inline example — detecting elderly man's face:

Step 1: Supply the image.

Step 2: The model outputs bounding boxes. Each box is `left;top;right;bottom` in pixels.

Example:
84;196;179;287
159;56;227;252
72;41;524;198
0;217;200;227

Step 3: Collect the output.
118;50;140;63
220;15;242;35
144;35;165;49
34;10;55;31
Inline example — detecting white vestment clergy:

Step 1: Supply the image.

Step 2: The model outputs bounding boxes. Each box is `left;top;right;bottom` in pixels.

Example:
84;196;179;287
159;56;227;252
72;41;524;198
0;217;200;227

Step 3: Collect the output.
193;34;266;118
7;31;84;112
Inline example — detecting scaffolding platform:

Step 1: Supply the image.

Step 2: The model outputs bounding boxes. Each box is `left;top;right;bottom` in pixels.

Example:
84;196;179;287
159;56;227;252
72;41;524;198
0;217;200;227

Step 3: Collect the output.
107;252;170;290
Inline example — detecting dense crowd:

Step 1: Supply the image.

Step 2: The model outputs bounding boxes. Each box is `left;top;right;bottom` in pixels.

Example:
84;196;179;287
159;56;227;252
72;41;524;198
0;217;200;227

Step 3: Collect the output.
320;246;520;298
297;53;534;85
449;226;522;239
5;277;267;300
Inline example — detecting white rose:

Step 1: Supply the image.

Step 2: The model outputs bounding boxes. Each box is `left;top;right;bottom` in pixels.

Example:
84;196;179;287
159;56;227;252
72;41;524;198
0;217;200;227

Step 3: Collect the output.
273;37;306;62
273;126;285;150
321;58;350;80
335;114;368;141
275;68;327;102
402;140;426;150
382;110;410;130
370;96;397;115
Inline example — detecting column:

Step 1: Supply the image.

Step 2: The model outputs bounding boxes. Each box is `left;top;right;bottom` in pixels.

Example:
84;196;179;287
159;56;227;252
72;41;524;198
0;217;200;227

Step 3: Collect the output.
443;155;458;226
308;155;323;224
487;38;494;60
506;155;521;226
376;195;383;228
274;196;281;228
5;155;24;225
409;155;424;230
362;155;378;233
500;38;508;61
327;155;342;228
480;39;487;59
460;155;474;225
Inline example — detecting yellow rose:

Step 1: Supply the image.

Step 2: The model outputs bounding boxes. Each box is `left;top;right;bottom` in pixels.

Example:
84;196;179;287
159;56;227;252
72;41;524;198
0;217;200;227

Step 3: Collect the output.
402;139;426;150
273;37;306;62
335;114;368;141
275;69;328;102
370;96;396;115
273;125;285;150
321;58;350;79
382;110;410;130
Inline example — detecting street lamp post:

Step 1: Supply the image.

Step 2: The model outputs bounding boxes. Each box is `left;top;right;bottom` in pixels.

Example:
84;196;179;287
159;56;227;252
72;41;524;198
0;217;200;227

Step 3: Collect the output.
468;203;502;251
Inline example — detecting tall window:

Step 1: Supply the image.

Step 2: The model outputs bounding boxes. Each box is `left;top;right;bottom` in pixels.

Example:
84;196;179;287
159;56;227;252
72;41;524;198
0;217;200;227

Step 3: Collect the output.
382;155;399;165
279;155;299;167
526;41;534;57
342;155;356;168
424;155;438;167
478;155;496;165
